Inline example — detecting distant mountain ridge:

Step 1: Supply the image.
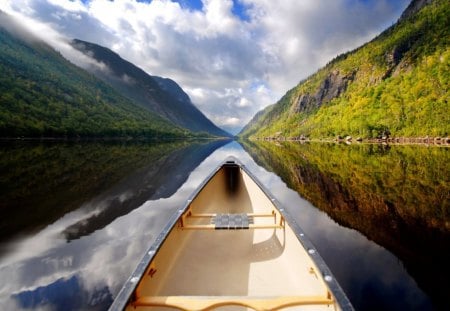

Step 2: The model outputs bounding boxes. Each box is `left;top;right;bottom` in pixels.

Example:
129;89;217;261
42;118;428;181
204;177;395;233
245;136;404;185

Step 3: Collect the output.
70;39;230;137
0;11;189;138
0;11;229;138
239;0;449;140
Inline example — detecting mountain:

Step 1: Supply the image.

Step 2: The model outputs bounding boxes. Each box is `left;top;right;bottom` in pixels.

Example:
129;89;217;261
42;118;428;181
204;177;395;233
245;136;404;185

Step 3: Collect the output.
70;39;231;137
239;0;449;140
0;11;191;139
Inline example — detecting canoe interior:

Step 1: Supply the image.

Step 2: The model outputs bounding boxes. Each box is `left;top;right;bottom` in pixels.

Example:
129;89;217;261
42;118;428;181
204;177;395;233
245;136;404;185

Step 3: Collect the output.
125;162;342;311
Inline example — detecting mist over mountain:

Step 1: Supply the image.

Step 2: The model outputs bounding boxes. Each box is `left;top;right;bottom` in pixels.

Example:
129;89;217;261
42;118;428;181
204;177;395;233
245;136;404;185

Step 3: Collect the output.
0;11;191;138
0;11;230;139
239;0;449;140
70;39;231;138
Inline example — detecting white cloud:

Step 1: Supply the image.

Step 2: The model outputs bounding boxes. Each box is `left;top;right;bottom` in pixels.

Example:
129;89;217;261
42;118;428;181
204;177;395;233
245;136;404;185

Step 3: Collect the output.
237;97;251;108
1;0;409;134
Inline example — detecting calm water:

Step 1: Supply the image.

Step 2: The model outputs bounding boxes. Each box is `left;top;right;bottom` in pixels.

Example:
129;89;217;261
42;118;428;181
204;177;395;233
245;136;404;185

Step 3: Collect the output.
0;140;448;310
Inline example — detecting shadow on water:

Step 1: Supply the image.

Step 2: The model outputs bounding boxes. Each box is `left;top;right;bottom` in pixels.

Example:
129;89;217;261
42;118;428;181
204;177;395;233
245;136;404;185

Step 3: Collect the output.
0;139;230;243
241;140;450;311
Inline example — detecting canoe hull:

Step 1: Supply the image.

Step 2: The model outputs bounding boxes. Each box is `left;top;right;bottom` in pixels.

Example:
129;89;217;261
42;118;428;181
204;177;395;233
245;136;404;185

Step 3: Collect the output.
110;157;353;311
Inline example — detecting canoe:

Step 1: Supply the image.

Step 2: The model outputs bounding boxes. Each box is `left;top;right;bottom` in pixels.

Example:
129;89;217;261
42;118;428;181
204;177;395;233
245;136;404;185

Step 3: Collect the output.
110;157;353;311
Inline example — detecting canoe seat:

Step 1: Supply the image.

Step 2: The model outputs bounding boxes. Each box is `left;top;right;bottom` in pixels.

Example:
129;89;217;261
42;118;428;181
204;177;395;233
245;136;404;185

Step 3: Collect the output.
179;211;285;230
132;295;334;310
212;213;253;229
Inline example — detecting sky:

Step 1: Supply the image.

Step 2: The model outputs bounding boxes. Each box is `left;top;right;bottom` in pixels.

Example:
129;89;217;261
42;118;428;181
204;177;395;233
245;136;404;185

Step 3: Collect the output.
1;0;410;134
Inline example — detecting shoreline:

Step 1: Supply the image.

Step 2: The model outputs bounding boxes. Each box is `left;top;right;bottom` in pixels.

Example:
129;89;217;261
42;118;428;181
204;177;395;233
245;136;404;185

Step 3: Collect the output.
0;136;232;142
253;136;450;146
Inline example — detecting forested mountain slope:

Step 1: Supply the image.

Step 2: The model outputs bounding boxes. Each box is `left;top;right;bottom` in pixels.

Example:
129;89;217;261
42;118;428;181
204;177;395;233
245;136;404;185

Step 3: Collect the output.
0;12;187;138
239;0;449;140
71;39;230;137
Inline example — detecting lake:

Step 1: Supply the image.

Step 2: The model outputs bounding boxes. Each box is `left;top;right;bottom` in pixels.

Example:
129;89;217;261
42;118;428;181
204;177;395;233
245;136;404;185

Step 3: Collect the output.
0;139;448;310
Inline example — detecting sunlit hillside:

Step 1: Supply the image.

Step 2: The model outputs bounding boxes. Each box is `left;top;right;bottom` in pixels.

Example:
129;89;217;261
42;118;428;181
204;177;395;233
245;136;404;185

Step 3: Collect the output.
240;0;449;140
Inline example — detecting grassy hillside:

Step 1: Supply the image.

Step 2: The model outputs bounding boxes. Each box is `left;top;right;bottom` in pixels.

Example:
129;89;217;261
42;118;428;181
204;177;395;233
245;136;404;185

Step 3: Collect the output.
240;0;449;140
0;12;190;139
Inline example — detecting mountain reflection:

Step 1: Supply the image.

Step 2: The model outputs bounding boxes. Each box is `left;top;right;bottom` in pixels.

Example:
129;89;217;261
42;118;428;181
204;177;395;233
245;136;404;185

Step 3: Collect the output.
62;139;229;241
242;140;450;310
0;140;229;242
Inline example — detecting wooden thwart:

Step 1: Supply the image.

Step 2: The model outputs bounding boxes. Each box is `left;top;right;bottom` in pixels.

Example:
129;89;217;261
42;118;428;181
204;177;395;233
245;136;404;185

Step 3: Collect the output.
133;295;334;310
187;213;276;218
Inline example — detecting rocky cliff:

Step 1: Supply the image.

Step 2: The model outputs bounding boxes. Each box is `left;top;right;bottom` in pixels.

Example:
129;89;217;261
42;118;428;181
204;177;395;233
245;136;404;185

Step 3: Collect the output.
289;70;356;114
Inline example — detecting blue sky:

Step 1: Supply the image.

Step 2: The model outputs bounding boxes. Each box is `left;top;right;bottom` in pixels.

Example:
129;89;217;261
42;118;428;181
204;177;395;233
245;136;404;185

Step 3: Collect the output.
80;0;251;20
2;0;410;134
169;0;251;20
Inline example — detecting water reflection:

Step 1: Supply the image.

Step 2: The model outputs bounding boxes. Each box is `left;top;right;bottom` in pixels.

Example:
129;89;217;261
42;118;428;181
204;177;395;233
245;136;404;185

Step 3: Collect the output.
0;140;448;310
61;140;230;241
241;140;449;310
0;139;231;310
13;275;112;311
0;140;228;242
